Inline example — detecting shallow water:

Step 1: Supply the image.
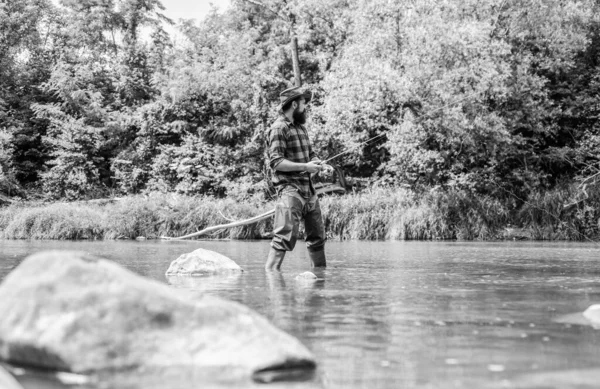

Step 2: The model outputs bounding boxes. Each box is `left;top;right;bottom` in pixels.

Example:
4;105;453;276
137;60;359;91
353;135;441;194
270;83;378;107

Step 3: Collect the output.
1;240;600;389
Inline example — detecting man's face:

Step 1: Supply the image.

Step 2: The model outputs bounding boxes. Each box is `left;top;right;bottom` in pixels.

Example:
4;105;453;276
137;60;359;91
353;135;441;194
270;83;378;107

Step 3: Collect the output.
292;97;307;124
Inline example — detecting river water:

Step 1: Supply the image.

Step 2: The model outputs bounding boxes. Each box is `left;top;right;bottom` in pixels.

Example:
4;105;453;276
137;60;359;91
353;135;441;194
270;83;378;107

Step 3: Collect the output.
1;240;600;389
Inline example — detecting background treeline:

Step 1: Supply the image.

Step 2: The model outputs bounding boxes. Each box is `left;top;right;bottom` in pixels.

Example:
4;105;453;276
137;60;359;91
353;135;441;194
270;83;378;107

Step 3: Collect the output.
1;0;600;239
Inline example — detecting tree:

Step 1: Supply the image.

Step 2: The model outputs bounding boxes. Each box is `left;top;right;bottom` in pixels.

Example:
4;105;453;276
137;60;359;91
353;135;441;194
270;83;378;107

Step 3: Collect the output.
313;0;596;197
0;0;55;186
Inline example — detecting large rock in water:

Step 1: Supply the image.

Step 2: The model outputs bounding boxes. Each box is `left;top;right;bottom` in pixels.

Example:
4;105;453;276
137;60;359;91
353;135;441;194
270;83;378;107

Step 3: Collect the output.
0;365;22;389
166;248;243;276
0;251;314;379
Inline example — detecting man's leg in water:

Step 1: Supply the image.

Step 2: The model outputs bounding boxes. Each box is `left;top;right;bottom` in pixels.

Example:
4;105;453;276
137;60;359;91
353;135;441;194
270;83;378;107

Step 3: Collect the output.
265;247;286;271
265;192;303;270
304;195;326;267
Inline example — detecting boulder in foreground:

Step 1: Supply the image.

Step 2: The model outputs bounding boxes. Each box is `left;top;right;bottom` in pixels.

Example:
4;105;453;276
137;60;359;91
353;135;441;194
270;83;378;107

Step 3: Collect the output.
166;248;243;276
0;365;22;389
0;251;314;379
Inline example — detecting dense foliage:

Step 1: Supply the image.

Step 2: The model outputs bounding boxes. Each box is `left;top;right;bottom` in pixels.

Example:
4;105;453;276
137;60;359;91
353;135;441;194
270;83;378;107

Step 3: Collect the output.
1;0;600;238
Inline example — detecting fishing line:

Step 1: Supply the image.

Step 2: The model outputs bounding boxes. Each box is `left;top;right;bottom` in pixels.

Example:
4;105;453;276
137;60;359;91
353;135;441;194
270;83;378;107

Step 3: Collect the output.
491;179;600;245
319;89;599;244
321;84;539;165
321;91;489;164
322;133;387;164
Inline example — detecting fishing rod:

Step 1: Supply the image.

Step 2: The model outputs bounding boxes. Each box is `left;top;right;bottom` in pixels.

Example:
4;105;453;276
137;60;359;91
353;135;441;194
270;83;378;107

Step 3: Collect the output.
321;0;520;163
317;89;600;244
322;133;387;164
161;90;524;241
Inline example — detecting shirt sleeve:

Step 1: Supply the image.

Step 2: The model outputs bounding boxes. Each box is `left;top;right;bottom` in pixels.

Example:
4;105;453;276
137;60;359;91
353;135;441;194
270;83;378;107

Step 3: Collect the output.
268;123;288;169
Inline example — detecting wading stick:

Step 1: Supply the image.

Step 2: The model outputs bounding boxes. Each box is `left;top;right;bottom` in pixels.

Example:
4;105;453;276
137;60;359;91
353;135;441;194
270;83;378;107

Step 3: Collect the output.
160;209;275;240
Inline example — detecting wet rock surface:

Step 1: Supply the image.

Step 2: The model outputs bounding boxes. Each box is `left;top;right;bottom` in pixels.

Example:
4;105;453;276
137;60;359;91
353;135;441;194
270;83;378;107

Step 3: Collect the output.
295;272;318;282
582;304;600;327
0;251;314;379
554;304;600;329
0;365;23;389
165;248;243;275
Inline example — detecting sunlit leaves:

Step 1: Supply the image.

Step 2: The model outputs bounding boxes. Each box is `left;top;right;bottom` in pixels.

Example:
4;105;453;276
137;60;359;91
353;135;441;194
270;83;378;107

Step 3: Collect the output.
312;0;596;194
2;0;600;201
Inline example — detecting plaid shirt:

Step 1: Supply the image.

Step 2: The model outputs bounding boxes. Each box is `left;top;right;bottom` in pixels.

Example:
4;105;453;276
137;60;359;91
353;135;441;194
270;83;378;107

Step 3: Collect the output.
268;114;319;199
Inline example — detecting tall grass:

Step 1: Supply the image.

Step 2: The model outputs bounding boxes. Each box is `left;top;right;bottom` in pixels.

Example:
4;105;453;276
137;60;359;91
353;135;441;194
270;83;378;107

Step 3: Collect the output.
319;187;508;240
0;193;274;240
0;203;105;239
320;187;414;240
519;185;600;241
1;187;597;241
391;189;509;240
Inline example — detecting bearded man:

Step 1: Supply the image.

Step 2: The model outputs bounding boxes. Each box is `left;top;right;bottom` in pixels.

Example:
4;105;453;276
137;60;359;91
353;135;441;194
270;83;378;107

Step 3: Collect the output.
265;86;327;271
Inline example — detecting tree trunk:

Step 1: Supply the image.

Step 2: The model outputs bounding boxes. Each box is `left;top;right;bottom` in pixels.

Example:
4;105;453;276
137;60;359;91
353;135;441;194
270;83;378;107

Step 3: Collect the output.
291;36;302;87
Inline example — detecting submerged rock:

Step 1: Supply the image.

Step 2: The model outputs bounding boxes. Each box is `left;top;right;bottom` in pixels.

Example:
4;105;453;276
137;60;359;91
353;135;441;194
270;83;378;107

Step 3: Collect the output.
553;305;600;329
583;304;600;328
0;251;314;378
295;272;318;282
166;248;243;276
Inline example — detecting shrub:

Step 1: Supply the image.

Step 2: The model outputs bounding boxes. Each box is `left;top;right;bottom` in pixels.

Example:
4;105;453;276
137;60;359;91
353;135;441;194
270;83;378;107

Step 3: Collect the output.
1;203;105;239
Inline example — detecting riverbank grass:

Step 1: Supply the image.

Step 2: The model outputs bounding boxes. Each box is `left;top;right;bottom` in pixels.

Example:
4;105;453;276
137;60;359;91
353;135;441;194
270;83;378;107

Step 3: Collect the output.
0;194;275;240
1;187;598;241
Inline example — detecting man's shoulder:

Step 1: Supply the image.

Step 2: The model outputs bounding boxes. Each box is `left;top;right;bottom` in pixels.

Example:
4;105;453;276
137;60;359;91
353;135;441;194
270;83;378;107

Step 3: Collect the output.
269;116;291;135
271;115;290;128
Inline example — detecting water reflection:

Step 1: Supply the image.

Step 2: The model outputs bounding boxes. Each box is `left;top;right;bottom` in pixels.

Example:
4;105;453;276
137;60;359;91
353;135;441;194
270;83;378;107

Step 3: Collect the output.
2;241;600;389
166;273;243;294
265;271;288;324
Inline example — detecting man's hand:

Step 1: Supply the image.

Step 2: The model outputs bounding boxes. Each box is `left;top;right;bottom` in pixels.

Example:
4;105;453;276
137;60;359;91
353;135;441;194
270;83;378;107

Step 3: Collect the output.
304;161;323;174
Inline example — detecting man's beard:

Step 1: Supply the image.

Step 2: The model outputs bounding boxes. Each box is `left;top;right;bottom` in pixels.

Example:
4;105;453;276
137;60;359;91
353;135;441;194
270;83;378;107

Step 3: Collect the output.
293;108;306;124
